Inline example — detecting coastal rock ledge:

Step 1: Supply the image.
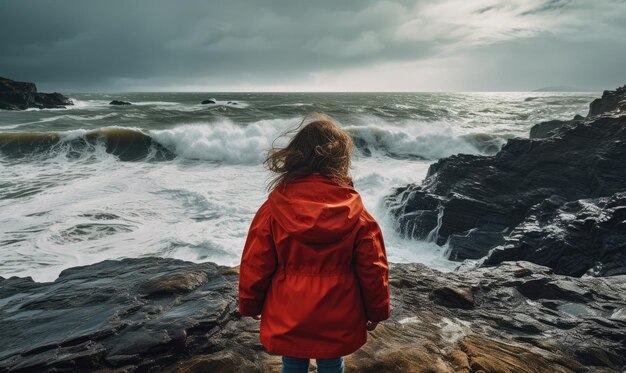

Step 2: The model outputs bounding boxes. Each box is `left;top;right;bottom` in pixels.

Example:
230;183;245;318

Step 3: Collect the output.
385;84;626;276
0;77;72;110
1;258;625;372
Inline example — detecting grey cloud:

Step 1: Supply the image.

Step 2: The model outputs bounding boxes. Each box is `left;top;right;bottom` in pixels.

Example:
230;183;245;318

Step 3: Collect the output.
520;0;571;16
0;0;624;91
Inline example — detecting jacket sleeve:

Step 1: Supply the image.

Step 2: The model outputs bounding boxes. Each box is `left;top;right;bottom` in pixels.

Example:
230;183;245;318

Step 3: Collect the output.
238;201;277;316
354;213;390;323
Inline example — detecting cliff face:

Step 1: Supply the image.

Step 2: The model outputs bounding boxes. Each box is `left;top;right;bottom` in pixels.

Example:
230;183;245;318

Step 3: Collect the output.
0;258;625;372
385;85;626;276
0;77;72;110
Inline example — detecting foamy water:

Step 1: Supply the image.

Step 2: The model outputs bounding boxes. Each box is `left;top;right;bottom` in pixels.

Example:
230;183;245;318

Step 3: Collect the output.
0;92;596;281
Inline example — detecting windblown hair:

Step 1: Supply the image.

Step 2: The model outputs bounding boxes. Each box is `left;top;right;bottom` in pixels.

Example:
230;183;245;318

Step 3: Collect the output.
265;113;354;190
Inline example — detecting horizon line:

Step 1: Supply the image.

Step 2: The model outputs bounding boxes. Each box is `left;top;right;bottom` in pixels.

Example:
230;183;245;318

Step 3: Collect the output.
62;89;601;94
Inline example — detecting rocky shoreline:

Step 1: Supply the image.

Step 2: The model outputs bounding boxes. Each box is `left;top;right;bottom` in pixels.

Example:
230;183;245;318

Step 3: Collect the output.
1;86;625;372
1;258;624;372
385;85;626;277
0;77;72;110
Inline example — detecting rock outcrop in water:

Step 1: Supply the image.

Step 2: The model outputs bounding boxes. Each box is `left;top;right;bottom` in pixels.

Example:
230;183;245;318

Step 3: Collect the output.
110;100;132;105
385;84;626;276
1;258;624;372
0;77;73;110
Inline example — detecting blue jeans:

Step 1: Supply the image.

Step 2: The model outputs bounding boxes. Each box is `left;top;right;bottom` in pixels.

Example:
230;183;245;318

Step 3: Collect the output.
281;355;344;373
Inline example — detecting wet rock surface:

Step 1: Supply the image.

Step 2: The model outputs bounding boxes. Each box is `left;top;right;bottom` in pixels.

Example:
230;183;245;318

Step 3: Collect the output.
1;258;625;372
484;192;626;277
0;77;73;110
588;85;626;117
385;85;626;275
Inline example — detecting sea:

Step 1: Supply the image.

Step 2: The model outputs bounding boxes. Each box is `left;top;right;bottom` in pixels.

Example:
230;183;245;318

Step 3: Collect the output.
0;92;596;281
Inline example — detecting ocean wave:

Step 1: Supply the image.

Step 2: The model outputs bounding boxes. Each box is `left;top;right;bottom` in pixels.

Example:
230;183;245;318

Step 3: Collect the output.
150;119;288;163
0;127;173;161
347;121;507;159
131;101;179;106
0;118;509;163
68;99;111;109
3;113;120;128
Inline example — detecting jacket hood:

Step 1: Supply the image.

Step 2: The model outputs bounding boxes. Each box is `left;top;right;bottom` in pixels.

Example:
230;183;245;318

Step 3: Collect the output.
268;175;363;243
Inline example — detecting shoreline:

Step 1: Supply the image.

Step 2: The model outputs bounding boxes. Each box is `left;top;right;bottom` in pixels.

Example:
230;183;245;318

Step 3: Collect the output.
1;257;624;372
1;83;625;372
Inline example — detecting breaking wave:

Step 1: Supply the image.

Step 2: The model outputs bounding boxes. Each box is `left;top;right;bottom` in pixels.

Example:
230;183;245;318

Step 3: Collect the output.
0;119;509;163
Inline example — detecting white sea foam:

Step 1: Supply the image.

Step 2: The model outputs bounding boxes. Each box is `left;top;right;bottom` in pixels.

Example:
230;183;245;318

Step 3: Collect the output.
0;146;456;282
131;101;179;106
147;117;506;164
150;118;292;163
347;121;505;159
68;99;111;109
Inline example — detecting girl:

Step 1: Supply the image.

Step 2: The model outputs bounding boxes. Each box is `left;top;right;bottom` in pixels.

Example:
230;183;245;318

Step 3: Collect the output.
238;114;390;373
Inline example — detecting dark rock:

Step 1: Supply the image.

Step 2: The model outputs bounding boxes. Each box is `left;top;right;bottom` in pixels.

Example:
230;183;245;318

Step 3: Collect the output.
384;85;626;274
0;77;36;110
0;258;242;373
110;100;132;105
35;92;72;108
529;115;585;139
1;258;625;372
200;99;216;104
588;85;626;117
484;192;626;276
384;184;441;240
0;77;72;110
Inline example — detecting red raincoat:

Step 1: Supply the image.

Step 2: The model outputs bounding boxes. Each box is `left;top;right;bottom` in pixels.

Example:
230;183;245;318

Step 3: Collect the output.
238;174;390;358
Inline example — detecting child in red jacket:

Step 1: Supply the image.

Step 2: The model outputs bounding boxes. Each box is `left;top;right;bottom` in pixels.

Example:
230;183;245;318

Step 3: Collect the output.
238;114;390;373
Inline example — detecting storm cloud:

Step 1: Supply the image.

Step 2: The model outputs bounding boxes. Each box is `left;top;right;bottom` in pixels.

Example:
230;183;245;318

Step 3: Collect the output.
1;0;625;91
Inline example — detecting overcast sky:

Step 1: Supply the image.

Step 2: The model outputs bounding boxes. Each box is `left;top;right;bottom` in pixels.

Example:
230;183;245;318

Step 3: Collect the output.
1;0;625;92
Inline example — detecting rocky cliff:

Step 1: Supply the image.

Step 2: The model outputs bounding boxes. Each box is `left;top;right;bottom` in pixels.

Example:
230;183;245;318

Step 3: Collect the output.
385;85;626;276
1;258;624;372
0;77;73;110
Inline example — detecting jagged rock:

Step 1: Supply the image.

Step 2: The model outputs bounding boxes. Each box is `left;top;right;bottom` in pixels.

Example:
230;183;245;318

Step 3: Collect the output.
484;192;626;276
529;115;585;139
385;85;626;275
0;77;72;110
201;99;216;104
1;258;624;372
109;100;132;105
588;85;626;117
